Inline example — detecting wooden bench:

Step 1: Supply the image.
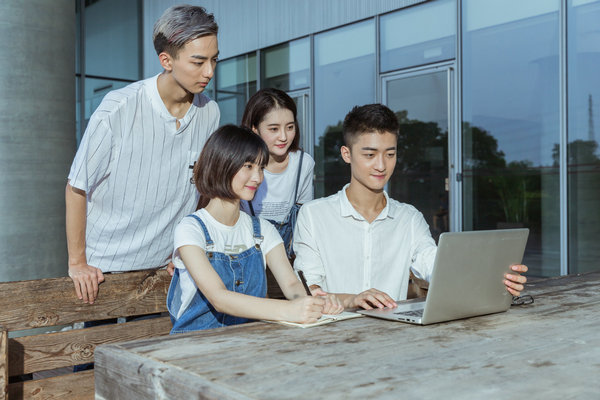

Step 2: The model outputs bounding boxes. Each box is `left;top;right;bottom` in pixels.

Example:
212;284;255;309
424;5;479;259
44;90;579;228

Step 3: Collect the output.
0;268;171;400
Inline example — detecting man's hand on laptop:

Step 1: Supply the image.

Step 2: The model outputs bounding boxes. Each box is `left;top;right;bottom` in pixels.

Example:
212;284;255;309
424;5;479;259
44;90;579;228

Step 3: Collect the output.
504;264;528;296
351;288;397;310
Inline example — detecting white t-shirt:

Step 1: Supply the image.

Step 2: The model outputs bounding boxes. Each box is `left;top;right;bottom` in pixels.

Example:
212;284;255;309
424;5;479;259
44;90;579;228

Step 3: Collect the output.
293;184;437;301
241;151;314;222
68;74;220;272
171;208;283;319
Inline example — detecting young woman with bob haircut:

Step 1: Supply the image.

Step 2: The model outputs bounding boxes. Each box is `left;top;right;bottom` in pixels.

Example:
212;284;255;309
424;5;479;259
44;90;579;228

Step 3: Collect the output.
167;124;342;333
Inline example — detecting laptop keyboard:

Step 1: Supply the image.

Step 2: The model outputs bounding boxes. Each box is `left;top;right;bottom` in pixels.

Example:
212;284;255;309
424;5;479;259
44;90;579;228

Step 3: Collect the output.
394;309;424;317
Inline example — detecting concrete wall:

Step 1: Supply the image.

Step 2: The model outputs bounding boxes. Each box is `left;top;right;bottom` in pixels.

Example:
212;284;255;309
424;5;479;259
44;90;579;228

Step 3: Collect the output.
142;0;427;77
0;0;75;281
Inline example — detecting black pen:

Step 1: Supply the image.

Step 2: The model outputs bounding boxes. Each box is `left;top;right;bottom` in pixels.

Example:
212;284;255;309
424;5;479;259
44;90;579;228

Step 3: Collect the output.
297;270;312;296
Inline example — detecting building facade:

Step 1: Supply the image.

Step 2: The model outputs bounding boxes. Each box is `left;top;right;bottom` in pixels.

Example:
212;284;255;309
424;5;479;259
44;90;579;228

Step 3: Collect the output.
74;0;599;279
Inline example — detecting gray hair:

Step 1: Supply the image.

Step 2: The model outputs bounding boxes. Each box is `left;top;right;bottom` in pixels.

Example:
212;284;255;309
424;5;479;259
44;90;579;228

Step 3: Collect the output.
153;5;218;57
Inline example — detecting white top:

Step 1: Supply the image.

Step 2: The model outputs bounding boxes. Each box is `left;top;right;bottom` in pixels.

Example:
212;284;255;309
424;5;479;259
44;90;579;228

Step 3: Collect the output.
171;208;283;318
293;184;437;301
241;151;314;222
68;74;220;272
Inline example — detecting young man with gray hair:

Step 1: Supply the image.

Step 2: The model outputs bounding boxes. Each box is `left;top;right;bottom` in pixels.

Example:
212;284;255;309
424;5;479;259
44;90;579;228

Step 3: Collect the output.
66;5;220;304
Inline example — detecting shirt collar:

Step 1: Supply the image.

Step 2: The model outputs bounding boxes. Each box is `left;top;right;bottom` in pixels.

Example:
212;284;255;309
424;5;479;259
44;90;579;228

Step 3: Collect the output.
338;183;396;222
145;73;198;130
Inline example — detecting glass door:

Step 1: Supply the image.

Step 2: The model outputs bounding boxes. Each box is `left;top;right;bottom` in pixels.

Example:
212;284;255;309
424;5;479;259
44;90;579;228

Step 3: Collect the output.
288;89;312;156
382;65;456;241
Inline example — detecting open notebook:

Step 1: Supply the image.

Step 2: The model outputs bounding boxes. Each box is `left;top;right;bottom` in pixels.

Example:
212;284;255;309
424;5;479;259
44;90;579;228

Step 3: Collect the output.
265;311;363;328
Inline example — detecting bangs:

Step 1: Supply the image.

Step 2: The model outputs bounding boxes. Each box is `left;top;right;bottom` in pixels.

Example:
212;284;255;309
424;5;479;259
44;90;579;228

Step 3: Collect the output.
194;124;270;207
239;130;269;168
248;145;269;167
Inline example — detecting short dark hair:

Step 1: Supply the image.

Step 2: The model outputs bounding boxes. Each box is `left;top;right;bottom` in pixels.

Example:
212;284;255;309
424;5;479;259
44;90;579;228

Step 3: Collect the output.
342;104;399;147
241;88;301;152
194;125;269;209
153;5;218;57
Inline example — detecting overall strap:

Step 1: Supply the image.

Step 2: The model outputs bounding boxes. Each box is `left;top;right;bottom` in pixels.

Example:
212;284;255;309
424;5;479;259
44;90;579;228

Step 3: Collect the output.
187;214;215;251
292;150;304;203
250;216;264;247
247;200;256;216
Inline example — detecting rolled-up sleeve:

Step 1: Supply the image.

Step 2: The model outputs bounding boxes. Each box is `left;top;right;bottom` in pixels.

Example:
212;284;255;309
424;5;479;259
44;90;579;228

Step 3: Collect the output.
293;205;327;290
409;212;437;282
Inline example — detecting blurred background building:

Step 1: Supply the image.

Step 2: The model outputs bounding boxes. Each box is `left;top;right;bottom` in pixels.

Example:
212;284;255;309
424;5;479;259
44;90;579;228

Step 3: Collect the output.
1;0;598;281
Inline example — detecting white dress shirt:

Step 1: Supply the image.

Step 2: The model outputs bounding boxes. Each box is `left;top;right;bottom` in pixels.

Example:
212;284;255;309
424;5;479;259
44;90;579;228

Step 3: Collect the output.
293;184;437;301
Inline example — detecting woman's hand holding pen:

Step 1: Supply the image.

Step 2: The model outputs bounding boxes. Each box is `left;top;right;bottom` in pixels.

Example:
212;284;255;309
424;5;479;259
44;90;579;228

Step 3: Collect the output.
286;296;325;324
297;269;343;315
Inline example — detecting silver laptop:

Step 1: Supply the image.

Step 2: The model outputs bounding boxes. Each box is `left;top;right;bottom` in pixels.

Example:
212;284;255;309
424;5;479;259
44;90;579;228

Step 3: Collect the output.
357;229;529;325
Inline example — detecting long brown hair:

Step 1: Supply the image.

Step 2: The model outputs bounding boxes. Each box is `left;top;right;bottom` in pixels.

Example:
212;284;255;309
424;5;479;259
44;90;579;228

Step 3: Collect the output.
241;88;300;152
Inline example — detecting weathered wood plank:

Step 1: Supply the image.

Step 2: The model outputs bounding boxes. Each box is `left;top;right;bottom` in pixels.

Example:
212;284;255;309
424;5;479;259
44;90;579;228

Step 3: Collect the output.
0;268;170;331
8;316;171;375
1;328;7;400
2;268;172;400
95;272;600;400
8;370;94;400
95;347;253;400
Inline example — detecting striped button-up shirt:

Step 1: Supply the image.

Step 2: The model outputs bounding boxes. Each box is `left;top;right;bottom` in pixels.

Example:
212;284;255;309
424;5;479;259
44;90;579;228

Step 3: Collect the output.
68;74;220;272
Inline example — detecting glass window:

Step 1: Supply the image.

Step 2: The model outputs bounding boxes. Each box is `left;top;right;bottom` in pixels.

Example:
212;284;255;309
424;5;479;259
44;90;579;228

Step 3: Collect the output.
289;90;312;153
567;0;600;274
380;0;456;72
76;76;81;145
261;38;310;91
76;0;81;76
75;0;83;144
385;70;450;242
314;20;376;197
75;0;141;148
216;53;257;125
204;79;216;101
84;0;141;80
462;0;560;277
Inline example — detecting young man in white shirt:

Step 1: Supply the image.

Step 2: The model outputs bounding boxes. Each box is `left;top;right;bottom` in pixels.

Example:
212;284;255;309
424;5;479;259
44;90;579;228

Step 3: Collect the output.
293;104;528;310
66;5;220;304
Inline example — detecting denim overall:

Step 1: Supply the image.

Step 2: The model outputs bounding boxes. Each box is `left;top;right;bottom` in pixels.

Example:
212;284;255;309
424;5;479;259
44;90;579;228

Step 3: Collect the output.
264;203;300;259
167;214;267;334
248;150;304;259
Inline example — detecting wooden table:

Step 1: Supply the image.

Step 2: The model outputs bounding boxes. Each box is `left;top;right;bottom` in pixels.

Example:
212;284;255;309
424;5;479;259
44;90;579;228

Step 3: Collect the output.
95;272;600;399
